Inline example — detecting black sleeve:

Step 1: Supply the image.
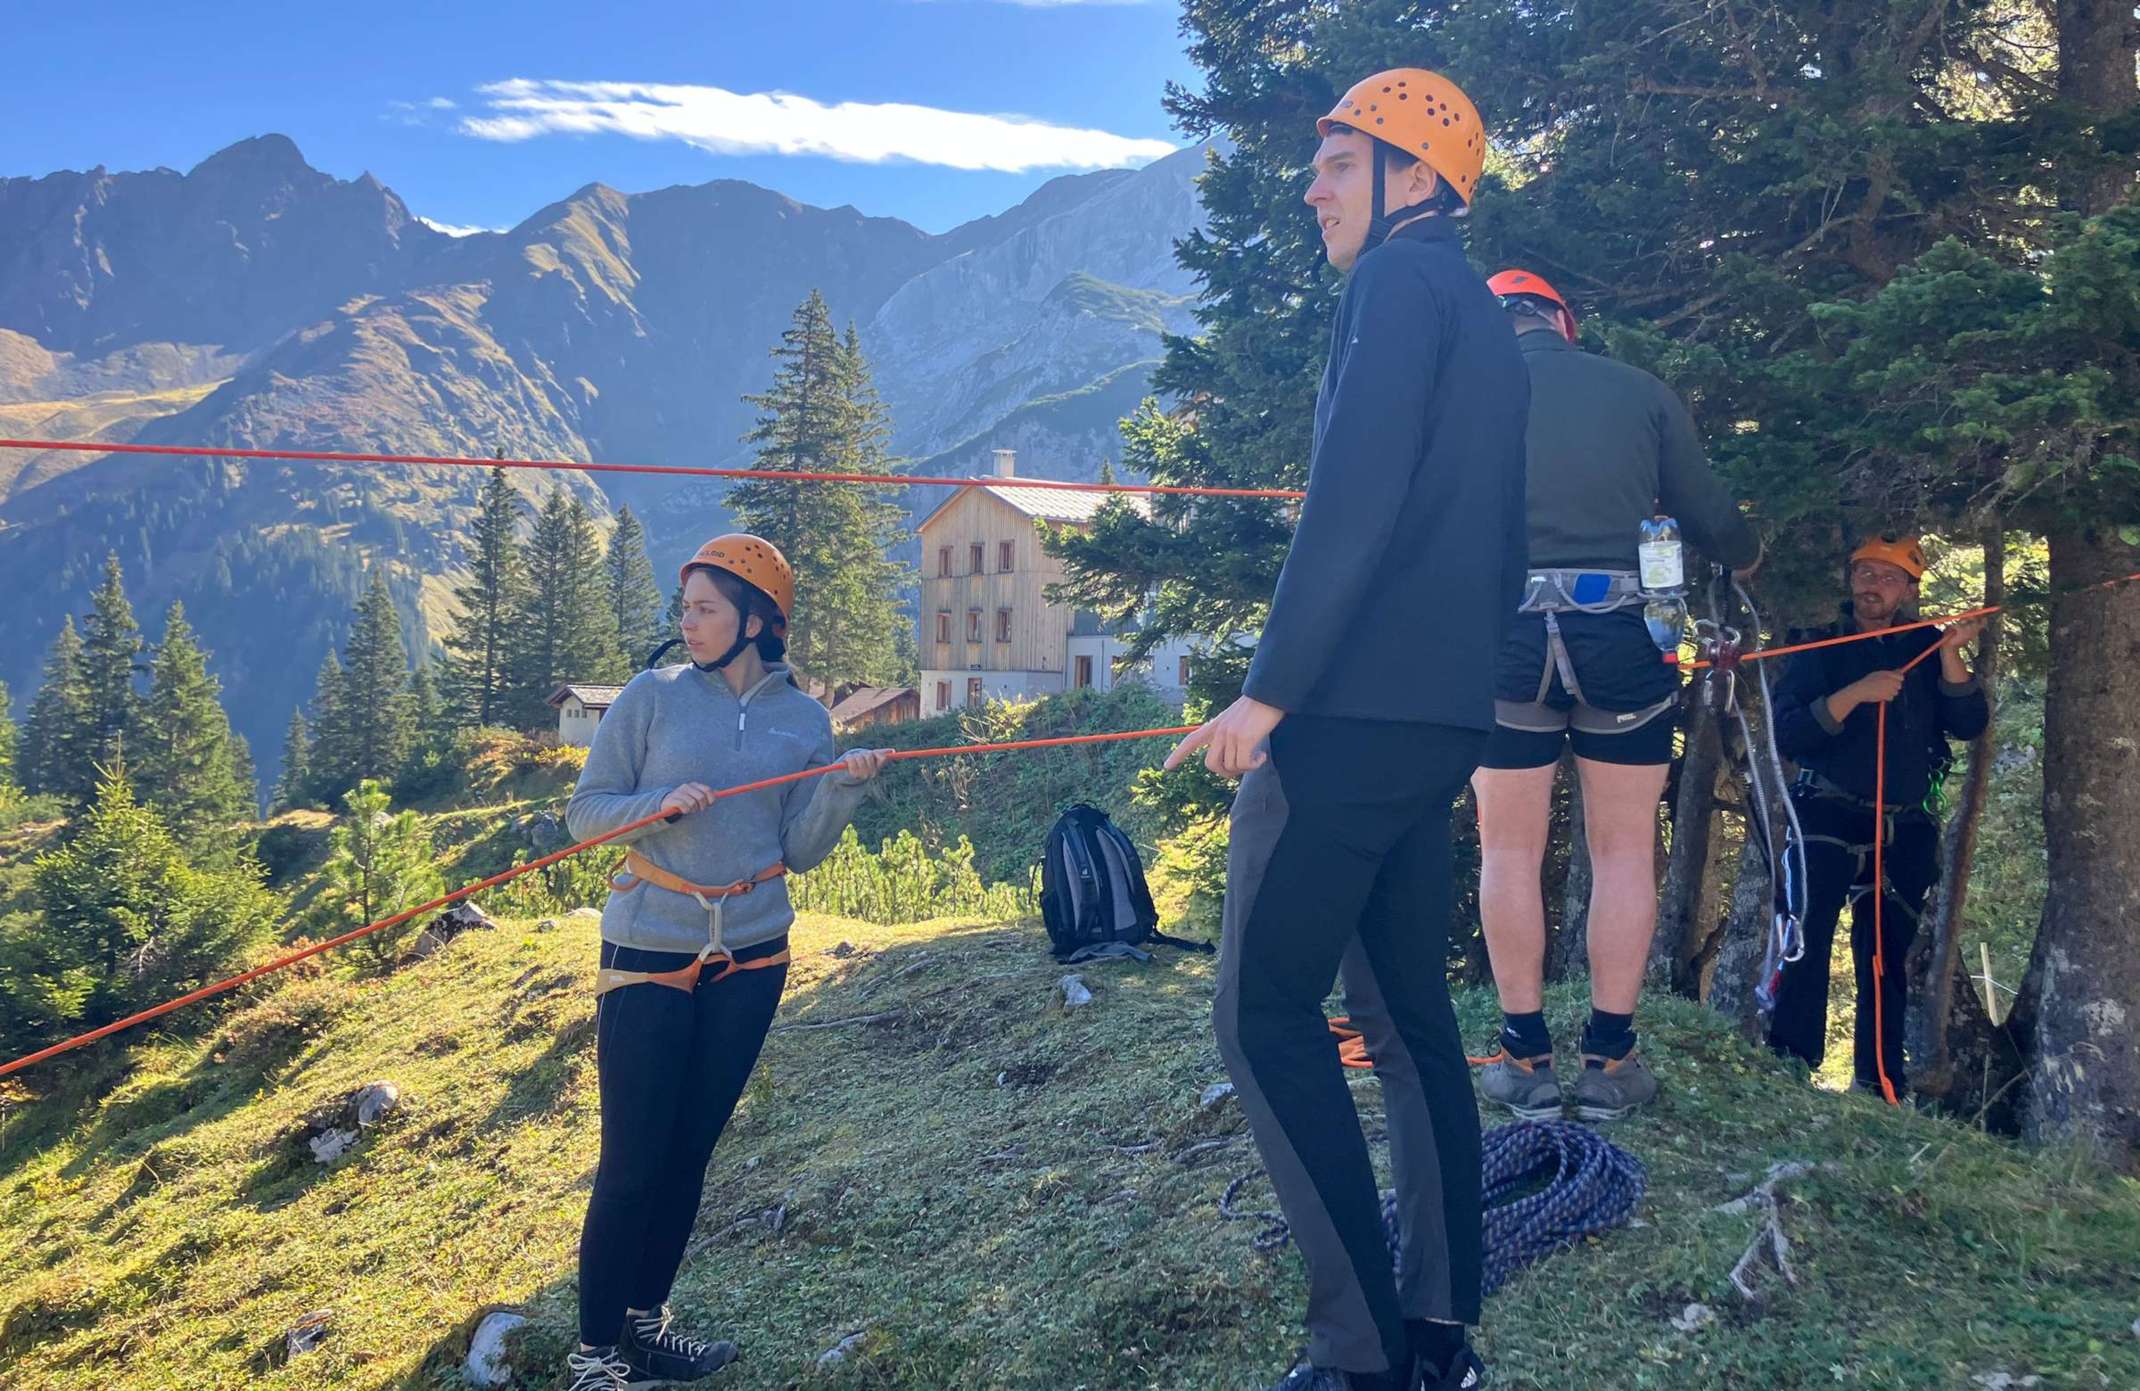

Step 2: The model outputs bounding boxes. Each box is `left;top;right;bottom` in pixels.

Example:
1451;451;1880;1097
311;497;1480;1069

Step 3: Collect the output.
1771;647;1846;760
1244;251;1440;711
1937;671;1991;742
1655;383;1760;569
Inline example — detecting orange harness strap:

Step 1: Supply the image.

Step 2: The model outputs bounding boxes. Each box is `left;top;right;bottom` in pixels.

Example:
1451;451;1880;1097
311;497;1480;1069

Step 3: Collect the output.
594;851;790;998
593;947;791;998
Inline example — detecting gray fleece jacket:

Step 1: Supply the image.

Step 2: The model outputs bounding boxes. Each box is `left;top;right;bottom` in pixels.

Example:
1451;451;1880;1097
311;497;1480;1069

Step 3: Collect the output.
564;662;868;955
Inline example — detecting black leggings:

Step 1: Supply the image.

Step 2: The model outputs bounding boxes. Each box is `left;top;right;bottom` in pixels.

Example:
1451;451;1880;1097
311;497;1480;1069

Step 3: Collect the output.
578;938;788;1346
1214;716;1487;1375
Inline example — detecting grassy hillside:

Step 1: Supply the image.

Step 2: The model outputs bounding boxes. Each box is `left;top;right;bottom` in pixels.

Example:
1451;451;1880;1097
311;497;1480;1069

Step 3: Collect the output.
3;907;2135;1390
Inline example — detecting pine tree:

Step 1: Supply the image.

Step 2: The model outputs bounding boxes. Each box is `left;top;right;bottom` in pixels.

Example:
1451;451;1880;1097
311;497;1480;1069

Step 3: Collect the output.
302;651;350;803
273;709;311;812
321;779;444;966
337;572;413;790
604;505;666;667
506;490;624;727
26;769;274;1033
135;602;250;845
443;466;528;728
78;553;143;778
732;295;908;692
0;681;16;792
20;618;92;803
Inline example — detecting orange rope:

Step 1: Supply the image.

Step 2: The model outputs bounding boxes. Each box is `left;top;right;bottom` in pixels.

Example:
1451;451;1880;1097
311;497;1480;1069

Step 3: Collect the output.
0;438;1305;501
0;723;1198;1079
1686;572;2140;671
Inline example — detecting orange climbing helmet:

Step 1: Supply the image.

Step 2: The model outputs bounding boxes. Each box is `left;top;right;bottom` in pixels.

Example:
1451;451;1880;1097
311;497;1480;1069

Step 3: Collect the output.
1849;533;1927;581
1488;268;1578;342
680;533;794;636
1318;69;1487;209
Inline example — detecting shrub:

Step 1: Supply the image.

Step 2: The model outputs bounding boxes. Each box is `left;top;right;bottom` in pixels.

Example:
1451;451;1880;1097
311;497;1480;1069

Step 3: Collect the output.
790;827;1039;924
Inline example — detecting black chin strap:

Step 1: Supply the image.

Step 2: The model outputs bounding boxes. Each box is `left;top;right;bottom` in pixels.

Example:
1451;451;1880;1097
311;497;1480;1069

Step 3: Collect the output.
1361;143;1442;254
645;634;752;672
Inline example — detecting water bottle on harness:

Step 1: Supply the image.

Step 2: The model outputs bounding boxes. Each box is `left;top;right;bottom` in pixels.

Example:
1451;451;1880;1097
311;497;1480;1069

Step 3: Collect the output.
1510;515;1688;734
1638;515;1689;662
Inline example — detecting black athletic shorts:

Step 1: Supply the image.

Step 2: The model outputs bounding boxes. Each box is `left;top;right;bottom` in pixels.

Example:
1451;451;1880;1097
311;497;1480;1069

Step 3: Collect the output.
1482;609;1680;769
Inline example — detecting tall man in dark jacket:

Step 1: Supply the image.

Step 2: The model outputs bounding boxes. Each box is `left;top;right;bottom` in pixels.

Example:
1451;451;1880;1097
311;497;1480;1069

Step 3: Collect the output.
1768;535;1988;1097
1167;67;1527;1391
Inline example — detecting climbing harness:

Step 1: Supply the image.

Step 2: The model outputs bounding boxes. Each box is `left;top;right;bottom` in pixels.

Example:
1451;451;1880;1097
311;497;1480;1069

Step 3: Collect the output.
592;851;791;997
1225;1120;1647;1297
1505;569;1677;733
1788;774;1930;927
1695;575;1809;1014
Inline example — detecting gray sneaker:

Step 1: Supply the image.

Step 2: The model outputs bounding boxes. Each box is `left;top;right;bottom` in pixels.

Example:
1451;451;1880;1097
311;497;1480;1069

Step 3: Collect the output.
1571;1049;1660;1121
1475;1050;1564;1120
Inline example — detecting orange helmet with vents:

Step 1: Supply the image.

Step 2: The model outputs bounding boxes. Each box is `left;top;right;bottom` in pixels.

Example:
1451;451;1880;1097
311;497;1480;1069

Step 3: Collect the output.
1317;68;1486;208
680;534;794;635
1488;268;1577;342
1849;534;1927;581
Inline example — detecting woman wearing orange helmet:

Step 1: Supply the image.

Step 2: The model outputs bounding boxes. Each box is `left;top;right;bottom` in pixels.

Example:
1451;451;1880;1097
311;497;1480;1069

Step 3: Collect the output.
561;534;890;1390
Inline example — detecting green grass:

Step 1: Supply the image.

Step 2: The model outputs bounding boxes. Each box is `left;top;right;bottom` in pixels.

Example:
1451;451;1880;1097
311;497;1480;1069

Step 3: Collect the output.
2;911;2135;1389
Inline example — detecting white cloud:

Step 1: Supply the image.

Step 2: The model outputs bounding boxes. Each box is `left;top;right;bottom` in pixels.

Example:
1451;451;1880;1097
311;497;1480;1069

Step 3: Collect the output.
387;97;461;126
416;216;500;237
456;78;1176;173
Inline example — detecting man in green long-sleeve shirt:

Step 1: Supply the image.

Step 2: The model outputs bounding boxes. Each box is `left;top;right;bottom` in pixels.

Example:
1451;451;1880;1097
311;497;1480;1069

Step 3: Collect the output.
1470;269;1761;1124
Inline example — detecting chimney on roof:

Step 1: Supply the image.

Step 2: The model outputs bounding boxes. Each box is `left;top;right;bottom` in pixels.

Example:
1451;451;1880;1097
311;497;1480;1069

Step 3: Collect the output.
991;448;1017;478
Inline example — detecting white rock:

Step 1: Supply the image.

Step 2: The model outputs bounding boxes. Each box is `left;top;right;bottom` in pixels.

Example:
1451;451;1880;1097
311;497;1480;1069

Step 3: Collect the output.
1199;1081;1235;1109
1669;1302;1716;1333
1060;974;1094;1009
567;907;602;920
816;1331;867;1370
441;902;495;931
464;1310;527;1387
1971;1374;2042;1390
309;1127;359;1165
533;918;560;933
353;1081;401;1128
406;928;449;961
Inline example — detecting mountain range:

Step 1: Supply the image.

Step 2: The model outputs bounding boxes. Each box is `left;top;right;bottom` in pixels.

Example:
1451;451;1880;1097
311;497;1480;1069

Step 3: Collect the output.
0;134;1209;787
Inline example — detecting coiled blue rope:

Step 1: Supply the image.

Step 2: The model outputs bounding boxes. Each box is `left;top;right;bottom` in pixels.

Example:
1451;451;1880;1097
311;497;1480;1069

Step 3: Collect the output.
1477;1120;1647;1294
1227;1120;1646;1296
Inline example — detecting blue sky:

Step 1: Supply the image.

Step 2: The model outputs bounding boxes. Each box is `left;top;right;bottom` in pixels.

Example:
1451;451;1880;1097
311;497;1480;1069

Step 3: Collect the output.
2;0;1200;234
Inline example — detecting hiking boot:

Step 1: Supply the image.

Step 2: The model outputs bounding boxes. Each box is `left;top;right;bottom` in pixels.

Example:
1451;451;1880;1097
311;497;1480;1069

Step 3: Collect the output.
1265;1360;1405;1391
1420;1345;1485;1390
1475;1050;1564;1120
1571;1049;1660;1121
564;1347;637;1391
618;1304;739;1381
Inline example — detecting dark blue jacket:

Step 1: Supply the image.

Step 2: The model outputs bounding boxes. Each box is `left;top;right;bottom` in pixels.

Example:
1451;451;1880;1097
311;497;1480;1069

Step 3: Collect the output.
1771;610;1991;808
1242;217;1529;728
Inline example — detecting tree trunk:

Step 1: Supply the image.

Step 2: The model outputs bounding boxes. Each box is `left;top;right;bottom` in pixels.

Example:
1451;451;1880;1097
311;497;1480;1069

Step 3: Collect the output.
1653;698;1723;994
1705;835;1771;1040
1908;527;2004;1102
1545;754;1591;982
2056;0;2140;215
2021;527;2140;1162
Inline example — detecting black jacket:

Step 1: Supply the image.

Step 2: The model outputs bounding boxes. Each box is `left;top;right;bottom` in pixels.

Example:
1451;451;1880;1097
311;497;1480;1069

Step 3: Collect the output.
1516;334;1760;572
1771;610;1991;808
1242;218;1529;729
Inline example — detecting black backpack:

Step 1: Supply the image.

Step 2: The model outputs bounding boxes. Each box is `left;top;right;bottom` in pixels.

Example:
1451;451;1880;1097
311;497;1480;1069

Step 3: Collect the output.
1039;804;1213;963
